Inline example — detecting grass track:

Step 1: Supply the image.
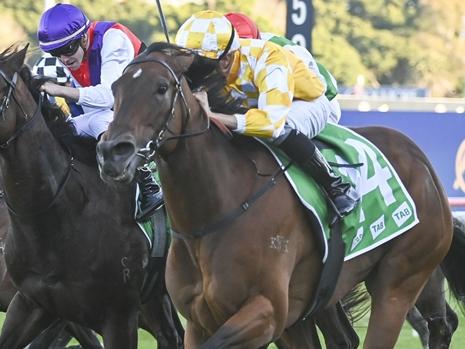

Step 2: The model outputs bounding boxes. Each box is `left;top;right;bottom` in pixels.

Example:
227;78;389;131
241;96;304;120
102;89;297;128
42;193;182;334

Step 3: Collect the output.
1;295;463;348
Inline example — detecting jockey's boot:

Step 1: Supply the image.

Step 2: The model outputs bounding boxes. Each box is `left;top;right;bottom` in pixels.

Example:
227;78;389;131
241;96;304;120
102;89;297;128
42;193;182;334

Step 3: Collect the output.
136;166;164;222
277;129;359;217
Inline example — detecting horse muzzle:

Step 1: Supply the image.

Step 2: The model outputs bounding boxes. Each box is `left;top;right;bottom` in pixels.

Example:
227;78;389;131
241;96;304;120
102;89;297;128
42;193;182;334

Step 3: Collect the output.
96;136;141;184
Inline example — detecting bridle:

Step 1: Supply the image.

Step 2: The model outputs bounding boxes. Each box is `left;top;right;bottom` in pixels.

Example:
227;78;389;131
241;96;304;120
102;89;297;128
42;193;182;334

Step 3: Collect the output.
0;66;75;217
120;56;288;239
122;58;210;162
0;69;29;121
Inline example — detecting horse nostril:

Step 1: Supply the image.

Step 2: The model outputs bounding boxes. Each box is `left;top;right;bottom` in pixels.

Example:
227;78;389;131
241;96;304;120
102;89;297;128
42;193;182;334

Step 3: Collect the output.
112;141;136;159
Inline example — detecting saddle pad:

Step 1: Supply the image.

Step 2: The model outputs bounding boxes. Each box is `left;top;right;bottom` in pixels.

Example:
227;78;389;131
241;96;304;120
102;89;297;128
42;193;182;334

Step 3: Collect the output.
135;169;169;256
260;123;419;262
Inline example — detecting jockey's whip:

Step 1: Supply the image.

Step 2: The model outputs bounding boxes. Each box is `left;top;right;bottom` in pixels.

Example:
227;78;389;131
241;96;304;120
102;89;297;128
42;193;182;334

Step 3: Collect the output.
155;0;170;43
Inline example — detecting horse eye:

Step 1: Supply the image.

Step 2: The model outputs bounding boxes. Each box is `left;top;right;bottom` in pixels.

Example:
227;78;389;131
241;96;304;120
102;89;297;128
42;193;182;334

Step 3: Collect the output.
156;84;168;95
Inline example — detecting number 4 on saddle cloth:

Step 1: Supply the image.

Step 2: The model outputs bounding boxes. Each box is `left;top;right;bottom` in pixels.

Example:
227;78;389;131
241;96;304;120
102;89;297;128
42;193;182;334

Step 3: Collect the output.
264;122;419;262
261;123;419;316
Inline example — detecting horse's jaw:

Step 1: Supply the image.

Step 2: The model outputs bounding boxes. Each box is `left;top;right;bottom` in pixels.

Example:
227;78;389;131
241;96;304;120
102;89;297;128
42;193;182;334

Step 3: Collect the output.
99;162;135;185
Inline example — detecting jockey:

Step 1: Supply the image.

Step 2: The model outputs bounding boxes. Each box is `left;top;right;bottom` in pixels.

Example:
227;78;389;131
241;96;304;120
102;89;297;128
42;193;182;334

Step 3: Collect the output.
37;3;162;222
225;12;341;123
175;10;359;217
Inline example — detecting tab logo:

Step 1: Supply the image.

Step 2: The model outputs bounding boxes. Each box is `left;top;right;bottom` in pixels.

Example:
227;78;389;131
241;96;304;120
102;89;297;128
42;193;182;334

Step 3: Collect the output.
370;215;385;240
392;202;412;227
351;227;364;251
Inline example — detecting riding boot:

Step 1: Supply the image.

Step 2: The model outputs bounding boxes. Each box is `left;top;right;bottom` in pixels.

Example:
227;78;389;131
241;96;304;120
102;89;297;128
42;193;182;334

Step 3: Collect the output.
277;129;360;217
136;166;164;222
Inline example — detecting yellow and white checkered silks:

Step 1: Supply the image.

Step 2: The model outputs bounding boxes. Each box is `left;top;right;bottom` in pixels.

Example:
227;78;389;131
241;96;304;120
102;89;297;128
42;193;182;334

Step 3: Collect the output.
228;39;325;138
175;10;240;59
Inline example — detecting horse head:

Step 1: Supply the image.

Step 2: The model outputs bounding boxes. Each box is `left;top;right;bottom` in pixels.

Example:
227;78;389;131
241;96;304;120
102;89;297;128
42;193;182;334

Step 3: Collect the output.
0;45;36;145
97;43;198;184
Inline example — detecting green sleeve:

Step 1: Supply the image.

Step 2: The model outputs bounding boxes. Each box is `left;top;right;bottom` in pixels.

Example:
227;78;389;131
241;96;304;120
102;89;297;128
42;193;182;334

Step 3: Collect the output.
268;35;295;47
317;62;338;100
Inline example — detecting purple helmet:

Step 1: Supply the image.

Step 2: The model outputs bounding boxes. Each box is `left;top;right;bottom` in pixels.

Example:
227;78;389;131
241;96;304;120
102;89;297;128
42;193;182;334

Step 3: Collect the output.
38;3;90;52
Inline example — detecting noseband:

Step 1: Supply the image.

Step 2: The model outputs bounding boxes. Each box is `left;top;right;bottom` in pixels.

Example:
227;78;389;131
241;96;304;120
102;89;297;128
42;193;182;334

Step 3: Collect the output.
123;57;210;162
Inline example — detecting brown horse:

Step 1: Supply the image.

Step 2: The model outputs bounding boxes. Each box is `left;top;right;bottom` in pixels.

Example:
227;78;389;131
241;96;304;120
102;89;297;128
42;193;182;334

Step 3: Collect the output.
0;45;183;349
97;43;452;349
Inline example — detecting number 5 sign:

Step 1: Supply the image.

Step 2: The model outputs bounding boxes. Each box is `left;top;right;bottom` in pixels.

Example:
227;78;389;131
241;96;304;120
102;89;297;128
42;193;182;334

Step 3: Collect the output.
286;0;314;51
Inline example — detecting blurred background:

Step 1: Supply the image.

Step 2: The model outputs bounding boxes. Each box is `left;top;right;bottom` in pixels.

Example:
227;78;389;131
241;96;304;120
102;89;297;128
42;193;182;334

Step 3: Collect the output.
2;0;465;98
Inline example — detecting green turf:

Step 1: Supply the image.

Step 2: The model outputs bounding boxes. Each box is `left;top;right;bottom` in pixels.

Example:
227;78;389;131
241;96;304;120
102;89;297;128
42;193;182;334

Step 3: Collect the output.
1;296;463;348
347;296;465;349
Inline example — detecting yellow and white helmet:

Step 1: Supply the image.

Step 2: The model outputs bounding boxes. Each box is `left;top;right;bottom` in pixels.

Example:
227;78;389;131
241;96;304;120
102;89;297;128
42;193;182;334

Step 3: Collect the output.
175;10;240;60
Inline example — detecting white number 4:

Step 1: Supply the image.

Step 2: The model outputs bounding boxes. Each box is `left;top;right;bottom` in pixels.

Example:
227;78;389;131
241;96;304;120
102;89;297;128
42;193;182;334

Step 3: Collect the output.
344;138;396;206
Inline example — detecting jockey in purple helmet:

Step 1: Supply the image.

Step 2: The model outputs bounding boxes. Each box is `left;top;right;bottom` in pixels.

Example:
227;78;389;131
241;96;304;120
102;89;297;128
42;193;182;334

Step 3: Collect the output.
37;3;162;222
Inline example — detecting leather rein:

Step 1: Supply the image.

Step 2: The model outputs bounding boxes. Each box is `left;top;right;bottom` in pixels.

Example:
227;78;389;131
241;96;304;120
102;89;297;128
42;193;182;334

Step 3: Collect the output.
123;58;210;162
122;57;287;239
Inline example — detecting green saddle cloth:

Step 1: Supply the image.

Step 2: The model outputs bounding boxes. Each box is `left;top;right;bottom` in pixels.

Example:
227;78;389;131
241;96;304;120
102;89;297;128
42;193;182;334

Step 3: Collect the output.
261;123;419;261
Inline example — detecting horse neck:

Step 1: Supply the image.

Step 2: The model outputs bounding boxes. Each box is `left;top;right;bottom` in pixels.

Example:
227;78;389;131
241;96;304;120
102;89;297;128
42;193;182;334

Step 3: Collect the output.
0;87;70;217
157;112;257;234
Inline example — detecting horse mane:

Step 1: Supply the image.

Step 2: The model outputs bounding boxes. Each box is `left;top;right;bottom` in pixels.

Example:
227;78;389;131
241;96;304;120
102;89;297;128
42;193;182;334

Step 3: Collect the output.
1;46;74;140
0;47;98;166
143;42;246;115
0;45;20;62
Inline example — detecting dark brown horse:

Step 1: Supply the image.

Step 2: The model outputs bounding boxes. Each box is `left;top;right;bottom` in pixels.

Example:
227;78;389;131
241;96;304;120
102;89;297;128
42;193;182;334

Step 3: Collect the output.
0;45;183;349
0;182;102;349
97;43;452;349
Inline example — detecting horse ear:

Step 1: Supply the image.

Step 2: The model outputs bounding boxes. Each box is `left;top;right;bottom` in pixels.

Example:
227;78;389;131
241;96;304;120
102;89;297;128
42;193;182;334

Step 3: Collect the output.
176;54;195;74
8;44;29;72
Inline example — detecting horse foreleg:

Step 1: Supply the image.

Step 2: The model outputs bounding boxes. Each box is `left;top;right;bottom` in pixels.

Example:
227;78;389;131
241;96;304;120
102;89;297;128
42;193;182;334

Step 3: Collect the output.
101;311;138;349
27;320;69;349
315;302;359;349
140;292;184;349
0;292;55;349
65;322;102;349
197;295;279;349
185;321;207;348
274;317;321;349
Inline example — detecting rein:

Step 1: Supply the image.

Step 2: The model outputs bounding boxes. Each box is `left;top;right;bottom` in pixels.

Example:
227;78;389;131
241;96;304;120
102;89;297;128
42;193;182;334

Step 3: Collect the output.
170;163;290;240
124;55;289;239
0;67;75;217
0;70;29;120
123;58;210;162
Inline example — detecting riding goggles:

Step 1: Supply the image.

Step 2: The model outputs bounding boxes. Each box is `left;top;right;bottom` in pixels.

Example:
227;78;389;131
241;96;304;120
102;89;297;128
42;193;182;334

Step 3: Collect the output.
49;39;81;58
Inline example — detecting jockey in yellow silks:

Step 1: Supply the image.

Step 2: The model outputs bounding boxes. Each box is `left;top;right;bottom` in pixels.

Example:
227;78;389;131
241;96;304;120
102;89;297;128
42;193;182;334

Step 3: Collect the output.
175;10;359;217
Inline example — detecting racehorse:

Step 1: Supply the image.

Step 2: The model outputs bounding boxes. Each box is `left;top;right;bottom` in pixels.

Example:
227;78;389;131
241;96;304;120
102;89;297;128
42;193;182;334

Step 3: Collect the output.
97;43;453;348
0;182;102;349
0;45;183;349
